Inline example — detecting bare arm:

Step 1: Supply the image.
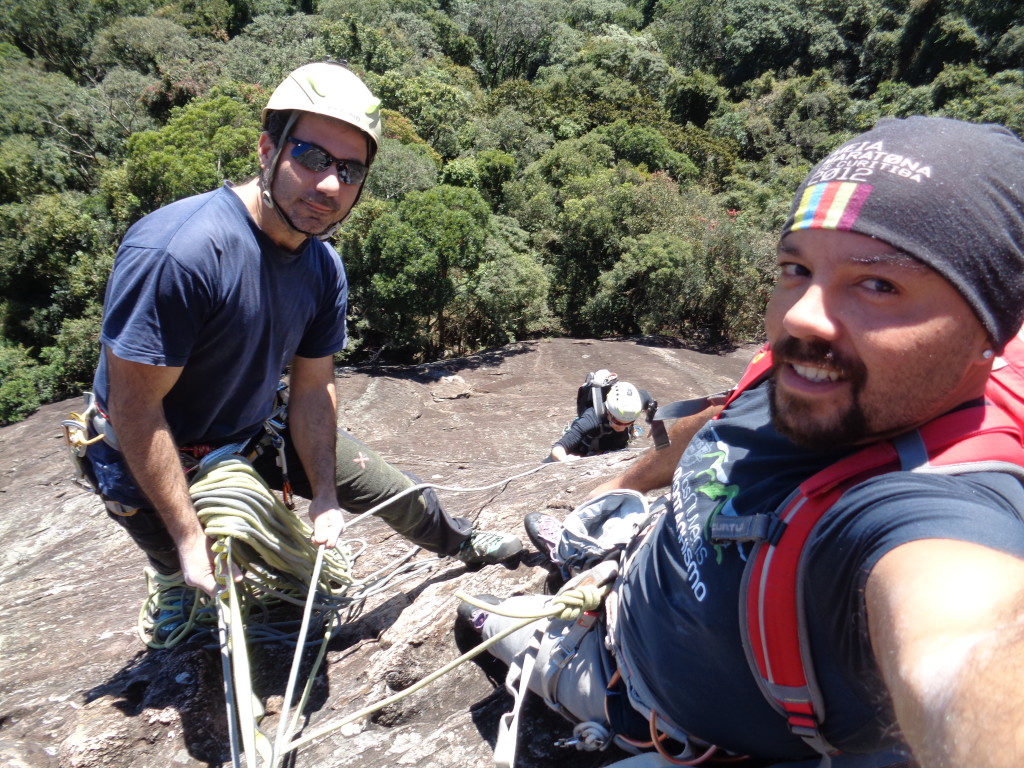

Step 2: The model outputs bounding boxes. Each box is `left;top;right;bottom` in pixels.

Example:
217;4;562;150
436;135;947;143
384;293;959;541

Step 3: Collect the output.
867;538;1024;767
105;350;220;595
549;444;575;462
288;355;343;547
586;404;721;498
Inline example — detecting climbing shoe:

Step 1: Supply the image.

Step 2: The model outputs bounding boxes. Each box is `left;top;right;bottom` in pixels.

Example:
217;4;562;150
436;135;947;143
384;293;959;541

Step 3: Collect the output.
455;594;501;636
456;529;523;566
453;594;509;681
523;512;564;562
139;568;215;649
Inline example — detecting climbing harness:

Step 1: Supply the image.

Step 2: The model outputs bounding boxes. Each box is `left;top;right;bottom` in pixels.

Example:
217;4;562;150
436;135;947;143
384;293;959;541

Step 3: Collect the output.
259;383;295;509
457;576;614;768
59;392;104;490
474;559;620;768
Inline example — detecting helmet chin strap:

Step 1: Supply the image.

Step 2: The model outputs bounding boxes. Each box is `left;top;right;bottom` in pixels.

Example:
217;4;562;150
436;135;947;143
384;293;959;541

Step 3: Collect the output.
259;111;318;242
260;170;316;239
261;172;366;243
258;110;364;243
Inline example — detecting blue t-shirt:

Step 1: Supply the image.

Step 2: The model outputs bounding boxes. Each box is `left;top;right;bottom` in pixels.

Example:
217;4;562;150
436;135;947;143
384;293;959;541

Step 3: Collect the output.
612;383;1024;760
93;184;348;448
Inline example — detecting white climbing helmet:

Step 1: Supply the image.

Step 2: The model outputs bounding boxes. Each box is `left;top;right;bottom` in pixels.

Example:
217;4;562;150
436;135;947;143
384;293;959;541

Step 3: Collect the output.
259;61;384;238
605;382;643;423
263;61;383;164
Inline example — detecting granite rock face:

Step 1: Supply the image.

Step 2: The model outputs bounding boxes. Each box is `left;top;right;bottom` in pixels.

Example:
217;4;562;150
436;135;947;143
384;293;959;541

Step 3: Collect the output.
0;337;753;768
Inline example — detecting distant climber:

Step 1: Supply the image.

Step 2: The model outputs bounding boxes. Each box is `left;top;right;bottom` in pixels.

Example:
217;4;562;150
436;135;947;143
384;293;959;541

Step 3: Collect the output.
549;379;655;462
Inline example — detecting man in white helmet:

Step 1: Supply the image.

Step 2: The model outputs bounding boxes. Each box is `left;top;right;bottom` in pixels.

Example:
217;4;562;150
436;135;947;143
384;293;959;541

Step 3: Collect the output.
83;61;521;644
548;381;653;462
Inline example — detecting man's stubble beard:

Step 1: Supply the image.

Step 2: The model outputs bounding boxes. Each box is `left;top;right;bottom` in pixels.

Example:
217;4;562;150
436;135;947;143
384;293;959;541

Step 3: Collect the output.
767;336;871;451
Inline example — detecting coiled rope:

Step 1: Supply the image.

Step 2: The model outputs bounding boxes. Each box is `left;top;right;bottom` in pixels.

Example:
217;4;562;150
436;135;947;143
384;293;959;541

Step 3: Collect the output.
161;452;582;767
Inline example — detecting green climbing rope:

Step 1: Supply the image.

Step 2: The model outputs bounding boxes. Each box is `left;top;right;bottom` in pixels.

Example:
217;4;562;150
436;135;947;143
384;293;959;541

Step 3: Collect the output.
135;452;566;767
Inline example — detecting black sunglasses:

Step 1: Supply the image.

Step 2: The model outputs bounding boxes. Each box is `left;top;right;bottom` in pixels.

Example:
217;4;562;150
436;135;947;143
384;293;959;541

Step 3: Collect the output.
287;137;369;186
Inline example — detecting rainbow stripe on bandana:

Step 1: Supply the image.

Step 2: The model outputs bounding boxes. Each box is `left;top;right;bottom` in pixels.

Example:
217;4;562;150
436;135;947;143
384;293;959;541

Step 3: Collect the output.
790;181;873;231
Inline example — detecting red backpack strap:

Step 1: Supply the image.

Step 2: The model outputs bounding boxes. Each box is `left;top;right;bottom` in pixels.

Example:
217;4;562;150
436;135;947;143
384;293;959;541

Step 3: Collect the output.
737;440;899;756
985;334;1024;428
730;404;1024;756
654;345;774;424
722;344;773;410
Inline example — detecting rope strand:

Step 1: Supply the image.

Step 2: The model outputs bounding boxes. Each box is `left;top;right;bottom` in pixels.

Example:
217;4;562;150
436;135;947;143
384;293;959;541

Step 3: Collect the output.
146;454;572;766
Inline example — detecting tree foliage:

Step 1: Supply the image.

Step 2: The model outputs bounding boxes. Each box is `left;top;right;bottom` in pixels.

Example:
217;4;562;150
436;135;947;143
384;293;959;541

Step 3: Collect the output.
126;93;261;209
0;0;1020;419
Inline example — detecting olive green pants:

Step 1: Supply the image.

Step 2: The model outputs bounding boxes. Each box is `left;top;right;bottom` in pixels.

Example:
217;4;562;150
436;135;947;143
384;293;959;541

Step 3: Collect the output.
252;427;472;555
105;428;471;575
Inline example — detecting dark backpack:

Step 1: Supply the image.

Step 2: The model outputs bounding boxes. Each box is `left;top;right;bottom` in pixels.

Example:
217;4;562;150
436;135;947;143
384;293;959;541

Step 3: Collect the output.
576;369;619;419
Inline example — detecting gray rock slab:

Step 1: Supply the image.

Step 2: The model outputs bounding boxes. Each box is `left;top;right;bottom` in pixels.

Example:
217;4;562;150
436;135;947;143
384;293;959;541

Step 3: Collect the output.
0;337;755;768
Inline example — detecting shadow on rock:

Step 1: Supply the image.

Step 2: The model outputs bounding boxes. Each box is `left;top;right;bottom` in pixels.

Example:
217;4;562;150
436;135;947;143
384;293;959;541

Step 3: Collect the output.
462;665;634;768
82;632;334;764
352;340;539;381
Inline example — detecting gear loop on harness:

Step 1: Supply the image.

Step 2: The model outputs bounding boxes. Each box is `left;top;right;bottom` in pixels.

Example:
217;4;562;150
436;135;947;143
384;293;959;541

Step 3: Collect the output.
649;710;718;766
554;720;612;751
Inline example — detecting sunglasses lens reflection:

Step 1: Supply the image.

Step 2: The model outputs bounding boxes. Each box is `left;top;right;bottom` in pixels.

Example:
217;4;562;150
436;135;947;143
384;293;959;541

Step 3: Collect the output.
289;138;369;186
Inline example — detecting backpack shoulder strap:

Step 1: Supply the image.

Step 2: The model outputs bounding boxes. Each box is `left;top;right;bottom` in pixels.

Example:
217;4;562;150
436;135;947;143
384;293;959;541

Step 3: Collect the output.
722;344;773;410
735;439;899;756
654;345;773;423
726;403;1024;756
985;333;1024;427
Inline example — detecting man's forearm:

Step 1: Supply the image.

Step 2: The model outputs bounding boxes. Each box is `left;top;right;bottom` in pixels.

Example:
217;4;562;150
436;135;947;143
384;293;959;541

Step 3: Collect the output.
104;352;223;593
110;403;201;547
288;357;346;548
926;620;1024;768
287;360;339;504
289;394;338;502
589;405;721;496
869;540;1024;768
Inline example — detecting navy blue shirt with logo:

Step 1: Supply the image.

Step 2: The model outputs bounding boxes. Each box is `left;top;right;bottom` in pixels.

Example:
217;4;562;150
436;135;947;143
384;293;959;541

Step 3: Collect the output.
89;184;348;506
612;382;1024;760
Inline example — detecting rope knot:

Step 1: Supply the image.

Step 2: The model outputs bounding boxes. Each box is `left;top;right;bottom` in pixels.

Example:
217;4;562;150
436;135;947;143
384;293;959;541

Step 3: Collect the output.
549;583;608;620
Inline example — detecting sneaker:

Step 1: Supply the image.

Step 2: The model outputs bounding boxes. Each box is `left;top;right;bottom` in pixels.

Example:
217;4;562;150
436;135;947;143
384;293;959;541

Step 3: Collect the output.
453;594;508;682
140;569;214;648
456;529;523;566
455;594;501;636
524;512;564;562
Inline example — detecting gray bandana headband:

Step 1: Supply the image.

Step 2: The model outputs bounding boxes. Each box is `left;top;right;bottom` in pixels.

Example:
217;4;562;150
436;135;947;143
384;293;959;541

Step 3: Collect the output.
781;116;1024;350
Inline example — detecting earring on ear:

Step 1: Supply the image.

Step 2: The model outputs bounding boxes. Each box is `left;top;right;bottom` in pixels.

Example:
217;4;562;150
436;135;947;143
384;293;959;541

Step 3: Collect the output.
982;349;995;360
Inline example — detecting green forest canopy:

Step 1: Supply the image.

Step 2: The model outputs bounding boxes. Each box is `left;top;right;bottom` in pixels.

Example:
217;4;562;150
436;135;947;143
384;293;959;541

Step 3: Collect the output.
1;0;1022;423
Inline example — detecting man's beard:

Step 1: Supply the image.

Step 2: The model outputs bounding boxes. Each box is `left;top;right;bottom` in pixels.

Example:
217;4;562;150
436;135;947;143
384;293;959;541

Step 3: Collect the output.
767;336;871;451
262;168;341;239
